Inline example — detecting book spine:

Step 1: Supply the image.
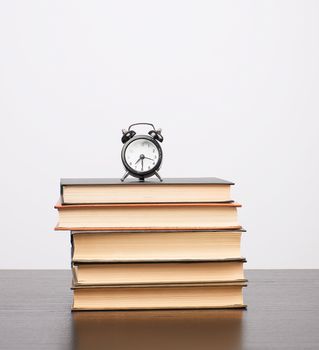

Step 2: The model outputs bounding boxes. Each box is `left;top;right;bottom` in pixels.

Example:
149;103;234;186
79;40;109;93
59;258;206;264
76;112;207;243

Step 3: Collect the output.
71;265;78;285
60;182;64;204
70;233;74;268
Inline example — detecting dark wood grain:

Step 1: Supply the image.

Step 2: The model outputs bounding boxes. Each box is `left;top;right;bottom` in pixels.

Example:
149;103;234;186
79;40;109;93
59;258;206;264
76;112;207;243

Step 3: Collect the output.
0;270;318;349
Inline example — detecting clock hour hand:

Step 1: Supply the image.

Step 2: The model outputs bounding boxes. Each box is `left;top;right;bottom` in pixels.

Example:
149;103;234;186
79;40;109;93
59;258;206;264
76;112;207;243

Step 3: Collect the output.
135;157;141;164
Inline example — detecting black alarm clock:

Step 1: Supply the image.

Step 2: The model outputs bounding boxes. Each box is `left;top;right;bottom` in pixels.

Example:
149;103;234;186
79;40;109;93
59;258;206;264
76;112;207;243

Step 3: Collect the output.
121;123;163;182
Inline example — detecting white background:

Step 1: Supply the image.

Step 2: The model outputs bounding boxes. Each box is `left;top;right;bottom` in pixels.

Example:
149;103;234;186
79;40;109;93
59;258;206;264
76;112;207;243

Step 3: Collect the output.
1;1;318;269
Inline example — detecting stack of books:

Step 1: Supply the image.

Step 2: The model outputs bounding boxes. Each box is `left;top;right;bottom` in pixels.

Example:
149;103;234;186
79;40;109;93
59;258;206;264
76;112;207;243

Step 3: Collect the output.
55;178;247;310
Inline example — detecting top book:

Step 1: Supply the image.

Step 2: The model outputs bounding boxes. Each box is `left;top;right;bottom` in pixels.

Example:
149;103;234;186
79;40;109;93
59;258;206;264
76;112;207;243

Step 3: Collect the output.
60;178;234;204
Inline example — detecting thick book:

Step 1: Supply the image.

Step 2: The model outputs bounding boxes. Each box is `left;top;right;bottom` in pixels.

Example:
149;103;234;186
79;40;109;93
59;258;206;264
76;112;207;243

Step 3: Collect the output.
55;202;241;231
72;282;246;310
60;177;234;204
72;260;246;286
71;230;243;262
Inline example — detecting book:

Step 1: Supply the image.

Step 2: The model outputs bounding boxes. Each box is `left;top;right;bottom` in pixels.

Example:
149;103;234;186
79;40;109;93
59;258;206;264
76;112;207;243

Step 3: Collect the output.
60;177;234;204
71;230;243;262
55;202;241;231
72;260;246;286
72;283;246;310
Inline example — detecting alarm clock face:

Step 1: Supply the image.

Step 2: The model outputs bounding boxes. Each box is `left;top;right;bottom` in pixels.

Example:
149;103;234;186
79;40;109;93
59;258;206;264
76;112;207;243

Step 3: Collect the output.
122;136;162;176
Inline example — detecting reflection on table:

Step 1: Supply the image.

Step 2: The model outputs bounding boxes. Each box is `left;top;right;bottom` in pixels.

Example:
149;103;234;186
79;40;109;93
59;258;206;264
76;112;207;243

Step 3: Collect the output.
72;309;243;350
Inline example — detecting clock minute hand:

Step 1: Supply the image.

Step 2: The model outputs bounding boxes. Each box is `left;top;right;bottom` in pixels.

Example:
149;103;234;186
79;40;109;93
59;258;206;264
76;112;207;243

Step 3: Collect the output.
144;156;154;161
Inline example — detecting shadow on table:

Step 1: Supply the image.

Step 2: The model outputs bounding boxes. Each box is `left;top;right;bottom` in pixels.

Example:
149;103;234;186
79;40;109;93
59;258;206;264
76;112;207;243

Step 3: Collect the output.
72;309;244;350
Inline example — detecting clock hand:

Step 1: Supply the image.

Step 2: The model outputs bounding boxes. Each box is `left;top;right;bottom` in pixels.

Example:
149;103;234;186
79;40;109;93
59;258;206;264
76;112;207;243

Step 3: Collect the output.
141;158;144;171
135;157;141;164
144;156;154;161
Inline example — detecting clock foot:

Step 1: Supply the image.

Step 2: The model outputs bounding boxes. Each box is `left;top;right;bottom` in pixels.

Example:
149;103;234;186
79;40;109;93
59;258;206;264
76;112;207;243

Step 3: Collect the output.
121;171;129;182
154;171;163;182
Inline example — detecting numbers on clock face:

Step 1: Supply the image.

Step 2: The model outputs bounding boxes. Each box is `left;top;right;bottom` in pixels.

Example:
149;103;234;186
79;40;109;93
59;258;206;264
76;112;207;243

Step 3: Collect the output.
125;139;160;173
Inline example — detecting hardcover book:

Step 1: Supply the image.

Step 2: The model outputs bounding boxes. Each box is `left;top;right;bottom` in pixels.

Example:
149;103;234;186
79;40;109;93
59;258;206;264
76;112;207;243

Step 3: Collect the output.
72;260;246;286
71;230;244;262
55;202;241;231
60;177;234;204
72;282;247;310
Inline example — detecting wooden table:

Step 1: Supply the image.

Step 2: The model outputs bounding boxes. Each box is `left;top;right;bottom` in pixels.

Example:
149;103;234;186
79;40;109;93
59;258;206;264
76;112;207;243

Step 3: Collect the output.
0;270;318;349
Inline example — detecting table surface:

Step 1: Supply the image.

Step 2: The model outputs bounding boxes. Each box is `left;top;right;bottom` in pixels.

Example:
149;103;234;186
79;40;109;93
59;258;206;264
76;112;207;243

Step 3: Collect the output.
0;270;318;350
